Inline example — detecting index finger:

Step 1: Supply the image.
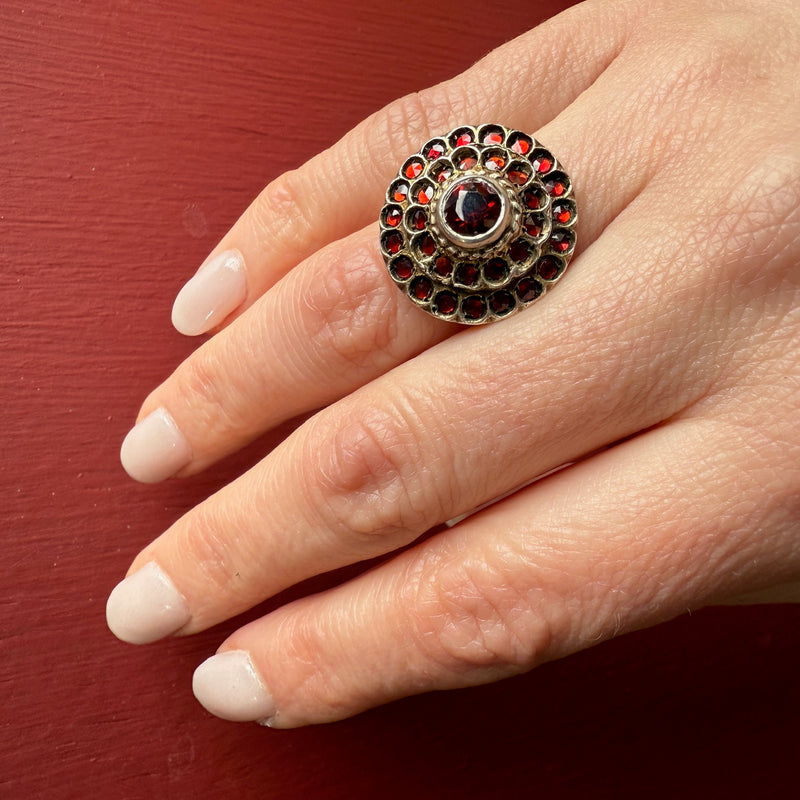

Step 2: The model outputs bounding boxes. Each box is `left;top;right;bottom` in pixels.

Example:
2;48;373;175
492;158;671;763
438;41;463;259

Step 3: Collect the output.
171;0;630;335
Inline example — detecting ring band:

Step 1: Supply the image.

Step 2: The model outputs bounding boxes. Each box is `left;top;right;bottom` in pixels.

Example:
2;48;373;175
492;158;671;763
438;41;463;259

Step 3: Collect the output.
379;124;577;324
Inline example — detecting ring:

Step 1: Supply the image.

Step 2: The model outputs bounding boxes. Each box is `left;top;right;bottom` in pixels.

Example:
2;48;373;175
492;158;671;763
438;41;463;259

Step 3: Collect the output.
379;124;577;324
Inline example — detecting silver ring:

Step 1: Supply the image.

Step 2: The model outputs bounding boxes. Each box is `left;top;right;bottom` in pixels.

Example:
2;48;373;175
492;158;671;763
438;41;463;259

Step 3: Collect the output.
379;124;577;324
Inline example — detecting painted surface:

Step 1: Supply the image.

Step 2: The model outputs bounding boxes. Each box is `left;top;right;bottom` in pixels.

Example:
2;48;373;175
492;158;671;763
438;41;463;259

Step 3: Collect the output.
1;1;798;797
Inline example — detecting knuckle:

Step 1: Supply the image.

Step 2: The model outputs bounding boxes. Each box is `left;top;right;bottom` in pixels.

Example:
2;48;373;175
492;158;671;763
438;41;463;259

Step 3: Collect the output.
371;85;463;172
176;348;245;437
303;400;442;542
376;91;433;161
720;154;800;263
639;7;767;103
302;240;401;372
751;151;800;219
251;168;317;256
667;147;800;297
404;554;560;675
171;505;252;611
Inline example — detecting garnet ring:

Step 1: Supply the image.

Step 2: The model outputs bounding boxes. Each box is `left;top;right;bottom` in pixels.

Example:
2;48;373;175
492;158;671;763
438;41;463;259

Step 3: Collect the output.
379;124;577;324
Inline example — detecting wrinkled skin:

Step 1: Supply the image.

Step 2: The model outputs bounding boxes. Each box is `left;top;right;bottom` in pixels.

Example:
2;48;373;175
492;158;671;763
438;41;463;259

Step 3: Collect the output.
110;0;800;727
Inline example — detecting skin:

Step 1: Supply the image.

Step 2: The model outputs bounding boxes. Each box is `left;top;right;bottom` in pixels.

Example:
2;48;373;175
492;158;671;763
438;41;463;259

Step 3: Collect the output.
122;0;799;726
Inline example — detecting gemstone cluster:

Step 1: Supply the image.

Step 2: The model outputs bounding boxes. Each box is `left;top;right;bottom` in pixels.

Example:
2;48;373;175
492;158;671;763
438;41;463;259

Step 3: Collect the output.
380;124;577;324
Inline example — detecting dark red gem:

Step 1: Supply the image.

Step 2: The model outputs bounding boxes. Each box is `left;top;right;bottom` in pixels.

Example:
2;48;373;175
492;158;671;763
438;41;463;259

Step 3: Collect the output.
522;189;542;210
442;178;503;238
431;163;453;184
485;154;505;170
392;181;409;203
418;233;436;256
508;168;530;186
533;155;552;173
410;276;433;301
410;208;427;230
392;256;414;281
509;240;530;263
426;142;445;160
545;177;566;196
458;155;478;170
461;295;487;320
455;132;473;146
404;160;424;179
553;203;572;224
454;262;479;286
433;255;453;277
490;291;514;316
415;183;434;205
382;231;403;255
385;207;402;227
537;257;561;281
484;258;508;283
515;277;542;303
482;130;504;145
549;231;571;253
525;217;543;237
509;134;531;155
434;292;458;316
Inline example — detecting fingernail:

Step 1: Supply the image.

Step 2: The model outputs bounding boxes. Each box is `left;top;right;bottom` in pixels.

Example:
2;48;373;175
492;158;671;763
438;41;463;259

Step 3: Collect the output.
120;407;192;483
172;249;246;336
193;650;276;723
106;562;191;644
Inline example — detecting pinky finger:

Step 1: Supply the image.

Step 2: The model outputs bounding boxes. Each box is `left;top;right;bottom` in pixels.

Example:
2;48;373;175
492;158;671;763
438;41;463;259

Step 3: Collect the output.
191;414;799;727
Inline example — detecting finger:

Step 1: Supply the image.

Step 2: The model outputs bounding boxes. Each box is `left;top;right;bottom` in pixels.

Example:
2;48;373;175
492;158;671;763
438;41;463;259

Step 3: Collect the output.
110;132;800;640
124;227;448;481
191;412;800;726
126;0;772;478
105;195;722;636
170;0;632;335
125;34;672;482
112;0;800;634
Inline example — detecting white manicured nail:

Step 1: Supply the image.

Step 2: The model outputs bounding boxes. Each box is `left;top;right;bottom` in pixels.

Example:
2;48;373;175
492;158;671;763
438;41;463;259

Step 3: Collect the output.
193;651;276;723
172;249;246;336
106;562;191;644
120;407;192;483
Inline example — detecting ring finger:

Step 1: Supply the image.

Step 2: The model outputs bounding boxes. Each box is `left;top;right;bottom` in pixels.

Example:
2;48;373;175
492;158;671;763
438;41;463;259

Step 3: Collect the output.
172;1;631;335
121;69;657;483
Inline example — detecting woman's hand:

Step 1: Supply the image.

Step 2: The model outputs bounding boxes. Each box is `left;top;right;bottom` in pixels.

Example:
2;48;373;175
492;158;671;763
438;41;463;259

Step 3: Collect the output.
106;0;800;727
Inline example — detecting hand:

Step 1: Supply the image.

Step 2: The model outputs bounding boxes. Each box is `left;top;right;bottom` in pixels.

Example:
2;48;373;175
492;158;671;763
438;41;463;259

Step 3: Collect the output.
106;0;800;727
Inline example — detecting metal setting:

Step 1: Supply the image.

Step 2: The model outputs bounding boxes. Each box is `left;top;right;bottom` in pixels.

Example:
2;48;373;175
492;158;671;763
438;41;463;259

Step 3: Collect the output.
380;124;577;325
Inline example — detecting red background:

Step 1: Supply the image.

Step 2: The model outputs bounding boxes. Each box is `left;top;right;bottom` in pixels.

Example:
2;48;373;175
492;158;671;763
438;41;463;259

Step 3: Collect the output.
2;1;798;797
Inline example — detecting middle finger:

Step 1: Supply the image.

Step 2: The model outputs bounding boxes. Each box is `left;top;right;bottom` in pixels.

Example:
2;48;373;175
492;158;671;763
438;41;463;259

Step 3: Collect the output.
122;76;653;483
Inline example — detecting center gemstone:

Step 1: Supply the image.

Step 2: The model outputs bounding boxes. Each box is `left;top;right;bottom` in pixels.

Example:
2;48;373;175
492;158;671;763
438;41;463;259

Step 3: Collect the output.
440;177;506;243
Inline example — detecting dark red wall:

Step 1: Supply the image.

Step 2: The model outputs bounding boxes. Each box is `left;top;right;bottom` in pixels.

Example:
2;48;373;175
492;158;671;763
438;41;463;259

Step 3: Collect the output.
2;1;798;797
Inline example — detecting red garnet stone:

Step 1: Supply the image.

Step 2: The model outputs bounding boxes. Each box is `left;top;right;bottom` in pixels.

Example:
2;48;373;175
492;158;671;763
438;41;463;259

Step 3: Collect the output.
442;178;504;240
